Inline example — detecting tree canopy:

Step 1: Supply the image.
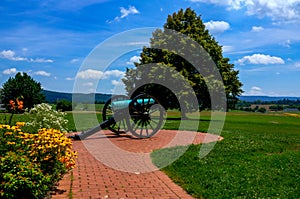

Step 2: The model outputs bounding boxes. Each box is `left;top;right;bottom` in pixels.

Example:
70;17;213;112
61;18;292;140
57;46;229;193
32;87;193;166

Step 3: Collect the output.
123;8;243;112
0;72;45;111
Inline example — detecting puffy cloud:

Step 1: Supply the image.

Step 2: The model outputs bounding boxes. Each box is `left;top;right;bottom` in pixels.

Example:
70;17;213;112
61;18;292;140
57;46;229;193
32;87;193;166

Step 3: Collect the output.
244;0;300;21
34;71;51;76
126;55;141;65
251;26;264;32
189;0;300;21
237;54;285;65
204;20;230;34
114;6;139;21
3;68;17;75
249;86;263;95
0;50;54;63
76;69;125;79
0;50;27;61
120;5;139;18
111;80;123;86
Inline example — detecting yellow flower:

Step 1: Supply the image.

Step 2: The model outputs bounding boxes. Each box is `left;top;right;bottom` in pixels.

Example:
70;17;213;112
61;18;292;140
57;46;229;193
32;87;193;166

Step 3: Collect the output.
7;141;15;145
16;122;25;127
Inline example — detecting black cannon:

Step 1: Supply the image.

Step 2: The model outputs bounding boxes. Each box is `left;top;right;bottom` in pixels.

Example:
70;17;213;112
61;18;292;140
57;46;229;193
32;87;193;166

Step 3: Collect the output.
73;94;165;139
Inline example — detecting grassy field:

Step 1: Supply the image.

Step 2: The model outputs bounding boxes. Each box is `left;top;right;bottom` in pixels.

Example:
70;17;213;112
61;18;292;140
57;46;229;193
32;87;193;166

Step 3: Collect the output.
1;110;299;198
153;111;300;198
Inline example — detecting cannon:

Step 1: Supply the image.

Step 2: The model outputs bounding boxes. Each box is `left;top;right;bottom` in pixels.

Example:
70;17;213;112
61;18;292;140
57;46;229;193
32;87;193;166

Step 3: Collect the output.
73;94;165;139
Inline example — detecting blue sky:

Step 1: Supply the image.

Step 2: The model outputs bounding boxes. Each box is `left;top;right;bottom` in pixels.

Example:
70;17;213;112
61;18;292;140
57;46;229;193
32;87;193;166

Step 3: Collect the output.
1;0;300;96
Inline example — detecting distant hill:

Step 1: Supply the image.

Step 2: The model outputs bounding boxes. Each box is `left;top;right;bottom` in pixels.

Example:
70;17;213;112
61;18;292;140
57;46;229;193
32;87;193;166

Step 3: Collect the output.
42;90;111;104
238;95;300;102
42;90;300;104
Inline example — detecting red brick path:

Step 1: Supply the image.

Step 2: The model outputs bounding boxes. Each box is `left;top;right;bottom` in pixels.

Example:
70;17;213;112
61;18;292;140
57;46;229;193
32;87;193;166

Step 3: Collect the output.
52;130;222;199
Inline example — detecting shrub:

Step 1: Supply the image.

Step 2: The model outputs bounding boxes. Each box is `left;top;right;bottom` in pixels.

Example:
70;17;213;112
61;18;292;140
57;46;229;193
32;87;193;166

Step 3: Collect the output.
24;103;68;133
20;128;76;181
56;99;72;112
0;123;76;199
0;152;51;199
258;107;267;113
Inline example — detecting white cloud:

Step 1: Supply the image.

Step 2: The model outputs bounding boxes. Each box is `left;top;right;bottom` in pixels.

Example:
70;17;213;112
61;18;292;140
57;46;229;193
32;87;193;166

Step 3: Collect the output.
29;58;54;63
0;50;27;61
0;50;54;63
111;80;123;86
204;20;230;34
249;86;263;95
70;58;80;63
190;0;300;22
3;68;17;75
251;26;264;32
34;71;51;76
126;55;141;65
114;6;139;21
76;69;125;79
237;54;285;65
66;77;74;81
244;0;300;21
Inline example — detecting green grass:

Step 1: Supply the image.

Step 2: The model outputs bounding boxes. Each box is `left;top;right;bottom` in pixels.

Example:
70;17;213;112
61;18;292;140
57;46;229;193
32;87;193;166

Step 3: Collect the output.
65;112;102;132
152;111;300;198
0;111;103;132
73;103;104;111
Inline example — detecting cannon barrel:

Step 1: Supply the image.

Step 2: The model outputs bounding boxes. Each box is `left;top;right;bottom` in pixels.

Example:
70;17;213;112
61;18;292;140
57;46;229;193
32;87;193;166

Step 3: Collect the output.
111;98;155;110
99;117;116;129
70;117;116;140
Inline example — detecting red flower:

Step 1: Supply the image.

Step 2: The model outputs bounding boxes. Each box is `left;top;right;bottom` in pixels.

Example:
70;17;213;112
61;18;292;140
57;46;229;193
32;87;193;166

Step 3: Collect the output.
9;100;15;110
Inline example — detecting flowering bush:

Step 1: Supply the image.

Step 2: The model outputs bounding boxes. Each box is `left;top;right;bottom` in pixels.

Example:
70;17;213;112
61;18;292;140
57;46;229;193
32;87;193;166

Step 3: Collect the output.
0;122;77;199
24;103;68;133
0;152;51;199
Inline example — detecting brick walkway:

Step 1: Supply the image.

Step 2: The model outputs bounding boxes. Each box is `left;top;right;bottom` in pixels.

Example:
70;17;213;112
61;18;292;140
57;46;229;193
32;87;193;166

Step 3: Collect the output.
51;130;222;199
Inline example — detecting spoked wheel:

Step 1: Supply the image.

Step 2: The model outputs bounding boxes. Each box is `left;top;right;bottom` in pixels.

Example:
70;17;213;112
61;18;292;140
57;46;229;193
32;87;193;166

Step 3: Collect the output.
128;94;165;138
102;95;130;134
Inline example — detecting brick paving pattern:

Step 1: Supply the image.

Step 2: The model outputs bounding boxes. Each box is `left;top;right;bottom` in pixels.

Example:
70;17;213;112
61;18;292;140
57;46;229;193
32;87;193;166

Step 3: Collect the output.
52;130;222;199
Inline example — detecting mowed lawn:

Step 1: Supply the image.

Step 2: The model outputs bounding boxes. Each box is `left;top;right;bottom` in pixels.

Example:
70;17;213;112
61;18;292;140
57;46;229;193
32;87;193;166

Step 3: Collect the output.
153;111;300;198
2;110;299;198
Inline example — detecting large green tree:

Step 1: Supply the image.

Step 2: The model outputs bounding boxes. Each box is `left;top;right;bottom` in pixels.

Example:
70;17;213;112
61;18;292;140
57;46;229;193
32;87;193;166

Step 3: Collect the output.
123;8;243;112
0;72;45;111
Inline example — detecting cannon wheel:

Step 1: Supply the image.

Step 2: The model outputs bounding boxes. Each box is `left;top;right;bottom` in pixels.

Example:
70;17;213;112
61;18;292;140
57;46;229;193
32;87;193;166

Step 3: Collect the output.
102;95;130;134
128;94;165;138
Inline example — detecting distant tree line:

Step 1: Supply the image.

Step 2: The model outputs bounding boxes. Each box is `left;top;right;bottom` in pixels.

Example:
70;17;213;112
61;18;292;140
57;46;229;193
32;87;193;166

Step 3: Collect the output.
250;99;300;106
236;99;300;112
